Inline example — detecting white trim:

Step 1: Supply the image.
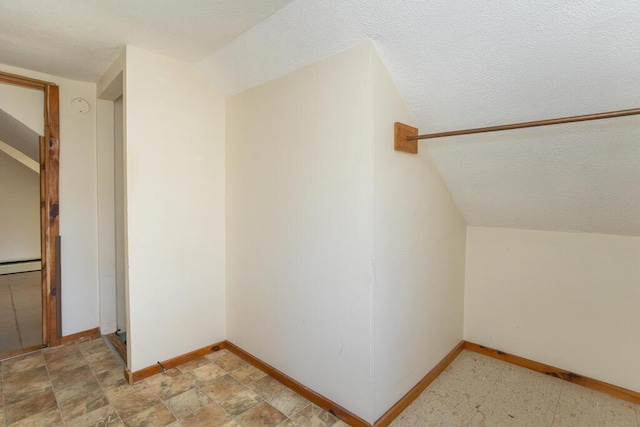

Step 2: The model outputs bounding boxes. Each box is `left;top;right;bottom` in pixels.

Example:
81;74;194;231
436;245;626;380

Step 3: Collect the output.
0;139;39;172
0;261;41;275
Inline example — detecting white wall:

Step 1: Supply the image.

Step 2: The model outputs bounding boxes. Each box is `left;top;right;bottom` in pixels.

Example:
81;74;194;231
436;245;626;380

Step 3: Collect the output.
227;43;374;421
0;63;99;336
0;151;40;263
125;46;226;371
371;47;467;419
0;83;43;135
465;226;640;393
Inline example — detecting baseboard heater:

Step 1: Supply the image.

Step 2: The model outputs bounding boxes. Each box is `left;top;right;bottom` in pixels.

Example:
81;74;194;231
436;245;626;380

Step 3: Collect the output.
0;259;42;275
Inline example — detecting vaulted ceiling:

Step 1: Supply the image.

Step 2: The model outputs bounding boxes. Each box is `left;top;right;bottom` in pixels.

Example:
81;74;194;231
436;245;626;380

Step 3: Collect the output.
1;0;638;236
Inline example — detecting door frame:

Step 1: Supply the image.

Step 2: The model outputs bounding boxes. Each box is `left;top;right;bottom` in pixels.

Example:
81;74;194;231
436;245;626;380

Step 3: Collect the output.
0;70;61;348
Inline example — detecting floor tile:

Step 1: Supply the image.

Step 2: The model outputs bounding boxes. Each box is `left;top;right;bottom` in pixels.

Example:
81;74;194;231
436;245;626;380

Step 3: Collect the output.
4;389;58;425
552;382;638;426
96;367;130;389
58;383;110;421
78;337;110;355
290;403;347;427
43;343;82;364
8;407;63;427
229;362;268;384
249;375;289;401
55;376;102;404
122;403;177;427
110;388;162;420
50;364;93;390
181;402;236;427
185;362;226;387
85;347;118;368
214;352;249;372
144;371;195;401
269;388;311;417
204;348;231;362
2;352;46;377
201;373;263;416
164;387;212;419
3;336;639;427
89;351;124;374
46;351;88;375
0;272;42;356
0;326;21;356
65;404;121;427
3;365;51;404
234;401;287;427
176;357;211;373
103;371;147;402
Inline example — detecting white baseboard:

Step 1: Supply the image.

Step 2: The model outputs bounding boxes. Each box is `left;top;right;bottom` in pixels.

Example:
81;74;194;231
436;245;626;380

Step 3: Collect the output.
0;261;42;275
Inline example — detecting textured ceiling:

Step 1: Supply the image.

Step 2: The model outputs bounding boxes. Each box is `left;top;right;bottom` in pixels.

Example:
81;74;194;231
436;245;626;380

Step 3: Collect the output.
428;116;640;236
198;0;640;131
2;0;639;235
197;0;640;236
0;0;292;81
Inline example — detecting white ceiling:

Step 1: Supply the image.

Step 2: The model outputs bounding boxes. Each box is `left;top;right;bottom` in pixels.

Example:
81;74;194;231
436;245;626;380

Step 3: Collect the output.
199;0;640;237
0;0;292;82
1;0;639;236
428;116;640;236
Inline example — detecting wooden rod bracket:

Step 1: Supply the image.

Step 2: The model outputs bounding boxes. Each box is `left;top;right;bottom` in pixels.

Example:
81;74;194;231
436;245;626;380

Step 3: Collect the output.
394;122;418;154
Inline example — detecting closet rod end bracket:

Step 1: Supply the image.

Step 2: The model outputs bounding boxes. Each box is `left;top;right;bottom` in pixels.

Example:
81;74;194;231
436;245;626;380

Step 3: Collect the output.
394;122;418;154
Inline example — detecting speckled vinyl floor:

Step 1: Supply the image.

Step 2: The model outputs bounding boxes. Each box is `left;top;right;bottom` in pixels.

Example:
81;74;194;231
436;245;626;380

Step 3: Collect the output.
391;350;640;427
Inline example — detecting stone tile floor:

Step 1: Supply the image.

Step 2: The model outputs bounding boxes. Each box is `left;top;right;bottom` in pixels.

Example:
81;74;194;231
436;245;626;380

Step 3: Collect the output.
0;272;42;356
0;337;349;426
391;350;640;427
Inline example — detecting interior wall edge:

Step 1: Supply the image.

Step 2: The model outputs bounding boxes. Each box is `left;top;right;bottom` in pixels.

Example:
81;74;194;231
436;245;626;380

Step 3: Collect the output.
373;341;465;427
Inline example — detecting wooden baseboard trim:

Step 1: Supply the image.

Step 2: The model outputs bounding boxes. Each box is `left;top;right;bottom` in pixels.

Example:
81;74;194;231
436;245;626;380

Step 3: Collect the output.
226;341;371;427
125;341;227;384
464;341;640;405
60;327;101;345
374;341;465;427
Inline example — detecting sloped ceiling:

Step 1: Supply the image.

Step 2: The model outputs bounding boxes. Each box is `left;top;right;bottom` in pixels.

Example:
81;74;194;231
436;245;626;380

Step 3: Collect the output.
0;109;40;162
1;1;638;235
0;0;292;81
196;0;640;237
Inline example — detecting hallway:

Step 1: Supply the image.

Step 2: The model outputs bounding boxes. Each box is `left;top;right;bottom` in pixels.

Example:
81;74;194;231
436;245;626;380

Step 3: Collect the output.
0;271;41;356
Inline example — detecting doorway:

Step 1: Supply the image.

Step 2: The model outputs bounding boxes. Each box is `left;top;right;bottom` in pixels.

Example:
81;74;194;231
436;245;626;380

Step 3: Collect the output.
0;71;60;358
105;96;128;363
96;71;128;366
0;95;42;353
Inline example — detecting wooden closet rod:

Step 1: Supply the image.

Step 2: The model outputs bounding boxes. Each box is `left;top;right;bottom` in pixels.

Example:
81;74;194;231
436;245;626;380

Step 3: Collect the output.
394;107;640;154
